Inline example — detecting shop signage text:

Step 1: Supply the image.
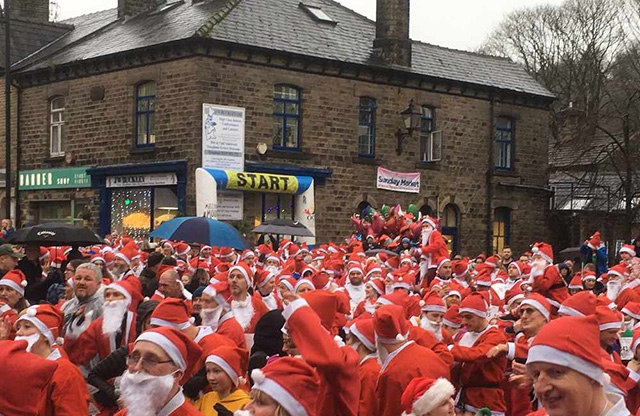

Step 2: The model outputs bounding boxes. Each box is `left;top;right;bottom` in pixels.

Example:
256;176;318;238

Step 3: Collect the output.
376;167;420;194
107;173;177;188
226;171;299;194
19;167;91;190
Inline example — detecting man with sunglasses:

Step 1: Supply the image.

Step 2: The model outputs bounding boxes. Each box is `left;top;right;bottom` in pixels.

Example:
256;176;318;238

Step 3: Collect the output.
116;326;203;416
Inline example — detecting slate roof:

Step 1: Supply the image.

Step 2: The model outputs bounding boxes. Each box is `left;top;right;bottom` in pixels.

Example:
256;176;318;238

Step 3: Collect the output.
548;135;616;169
14;0;553;99
0;17;72;71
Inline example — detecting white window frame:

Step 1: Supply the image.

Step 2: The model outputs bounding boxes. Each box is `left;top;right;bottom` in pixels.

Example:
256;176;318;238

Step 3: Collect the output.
423;130;443;162
50;97;65;157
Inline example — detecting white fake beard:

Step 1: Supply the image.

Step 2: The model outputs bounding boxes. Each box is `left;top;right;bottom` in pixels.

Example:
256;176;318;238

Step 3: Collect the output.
234;411;254;416
420;317;443;342
200;306;224;331
607;280;623;301
15;333;41;352
266;266;280;275
385;285;393;295
102;300;129;336
231;298;254;330
119;370;175;416
421;228;432;246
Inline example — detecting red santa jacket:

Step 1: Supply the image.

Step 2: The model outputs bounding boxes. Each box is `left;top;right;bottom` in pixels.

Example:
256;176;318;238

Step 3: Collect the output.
376;341;450;416
408;325;454;366
358;355;380;416
39;349;90;416
616;288;640;310
451;325;508;413
216;313;247;349
66;311;137;366
284;298;361;416
532;265;569;308
421;230;449;265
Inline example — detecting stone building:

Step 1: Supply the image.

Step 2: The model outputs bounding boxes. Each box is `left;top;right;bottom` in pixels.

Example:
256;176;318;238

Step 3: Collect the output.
2;0;554;256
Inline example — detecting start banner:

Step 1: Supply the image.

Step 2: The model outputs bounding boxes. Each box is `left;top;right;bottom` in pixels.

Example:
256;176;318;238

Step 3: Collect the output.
376;167;420;194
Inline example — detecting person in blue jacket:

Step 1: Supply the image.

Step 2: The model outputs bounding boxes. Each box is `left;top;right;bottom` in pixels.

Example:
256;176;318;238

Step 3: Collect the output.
579;231;608;278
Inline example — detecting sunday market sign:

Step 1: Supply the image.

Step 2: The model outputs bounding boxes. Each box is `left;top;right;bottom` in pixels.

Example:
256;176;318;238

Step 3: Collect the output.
376;167;420;194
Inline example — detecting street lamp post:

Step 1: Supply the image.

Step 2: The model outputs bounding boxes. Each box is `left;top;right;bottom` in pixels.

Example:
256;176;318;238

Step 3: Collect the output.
4;0;10;221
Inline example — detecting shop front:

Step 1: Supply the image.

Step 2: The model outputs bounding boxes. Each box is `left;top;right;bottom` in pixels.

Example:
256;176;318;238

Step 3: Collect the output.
87;161;187;239
19;167;94;226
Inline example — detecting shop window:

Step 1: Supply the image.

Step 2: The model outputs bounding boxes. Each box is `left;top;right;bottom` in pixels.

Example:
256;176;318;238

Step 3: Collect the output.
136;81;156;147
38;200;87;226
154;188;179;228
441;203;459;255
495;117;514;170
358;97;376;157
111;188;152;238
272;84;301;150
262;193;294;223
493;207;511;253
50;97;65;157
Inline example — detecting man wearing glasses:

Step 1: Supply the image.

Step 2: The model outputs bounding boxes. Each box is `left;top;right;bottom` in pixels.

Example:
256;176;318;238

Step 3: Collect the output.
116;326;202;416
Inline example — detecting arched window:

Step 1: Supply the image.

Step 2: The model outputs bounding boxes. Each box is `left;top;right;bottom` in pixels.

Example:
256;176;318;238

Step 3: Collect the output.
493;207;511;253
136;81;157;147
441;204;460;255
357;200;373;218
419;204;433;217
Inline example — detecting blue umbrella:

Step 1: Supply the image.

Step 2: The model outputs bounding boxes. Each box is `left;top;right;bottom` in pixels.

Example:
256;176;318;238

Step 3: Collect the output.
150;216;246;250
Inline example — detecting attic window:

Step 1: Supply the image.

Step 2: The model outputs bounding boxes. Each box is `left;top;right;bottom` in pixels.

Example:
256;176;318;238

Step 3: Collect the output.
300;3;336;24
150;0;184;15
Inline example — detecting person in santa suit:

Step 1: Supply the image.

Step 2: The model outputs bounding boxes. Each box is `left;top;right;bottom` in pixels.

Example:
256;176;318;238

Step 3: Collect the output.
353;278;384;319
400;377;456;416
596;306;625;365
428;257;453;292
443;305;465;343
526;315;631;416
374;304;450;416
66;278;141;368
199;280;247;348
529;242;569;310
253;269;282;311
506;260;527;291
111;243;139;281
228;263;268;336
496;284;525;341
451;292;507;416
0;268;29;313
420;217;449;288
346;318;380;416
239;356;320;416
606;263;640;310
418;290;452;344
281;289;360;416
14;303;90;415
345;263;366;314
115;327;203;416
155;265;194;305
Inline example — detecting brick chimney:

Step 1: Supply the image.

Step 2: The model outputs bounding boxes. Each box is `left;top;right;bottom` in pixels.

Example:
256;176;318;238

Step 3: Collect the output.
10;0;50;22
373;0;411;67
118;0;162;18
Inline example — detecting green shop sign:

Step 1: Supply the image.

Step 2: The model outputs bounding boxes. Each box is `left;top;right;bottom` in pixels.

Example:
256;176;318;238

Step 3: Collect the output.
19;167;91;190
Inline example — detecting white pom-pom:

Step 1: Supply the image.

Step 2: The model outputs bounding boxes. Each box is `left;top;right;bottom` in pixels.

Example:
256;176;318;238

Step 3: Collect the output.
399;277;403;282
334;335;345;348
251;369;265;384
237;376;247;385
143;296;150;302
26;307;37;317
395;334;405;341
532;246;539;253
21;280;28;287
419;300;426;307
188;317;196;324
55;337;64;346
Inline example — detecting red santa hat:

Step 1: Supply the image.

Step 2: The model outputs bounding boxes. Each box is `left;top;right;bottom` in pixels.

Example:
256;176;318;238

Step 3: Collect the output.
401;377;456;416
0;301;17;322
509;260;525;277
37;247;49;261
434;256;451;272
607;263;629;280
348;263;364;276
443;305;462;329
115;244;138;266
278;275;296;293
452;258;469;278
521;293;551;322
205;346;249;387
504;285;525;310
135;326;202;376
399;253;413;266
149;298;193;330
390;269;414;291
311;270;331;291
419;291;446;314
421;216;437;229
173;242;190;258
266;254;281;265
106;279;142;310
348;318;376;351
596;306;623;331
373;304;410;343
218;247;235;259
558;291;597;317
299;290;342;331
228;263;253;287
622;302;640;321
587;232;602;250
484;255;499;269
294;278;315;293
254;269;276;289
202;281;232;310
620;244;636;257
90;253;106;265
459;292;489;319
568;274;583;291
15;304;63;346
527;315;608;385
240;249;255;261
532;242;554;264
366;278;385;296
581;270;596;282
475;269;493;288
631;328;640;358
0;270;28;296
250;357;320;416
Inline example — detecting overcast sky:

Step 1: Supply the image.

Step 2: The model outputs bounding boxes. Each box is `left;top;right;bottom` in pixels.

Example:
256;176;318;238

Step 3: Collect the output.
8;0;566;51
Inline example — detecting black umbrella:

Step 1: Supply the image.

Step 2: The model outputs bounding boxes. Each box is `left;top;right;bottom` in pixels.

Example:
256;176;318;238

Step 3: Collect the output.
252;219;314;237
7;223;103;247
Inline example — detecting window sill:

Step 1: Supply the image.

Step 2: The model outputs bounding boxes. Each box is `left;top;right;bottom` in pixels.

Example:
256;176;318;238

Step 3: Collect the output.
269;149;315;160
494;169;519;177
43;156;65;163
415;161;441;171
130;146;156;155
352;156;379;165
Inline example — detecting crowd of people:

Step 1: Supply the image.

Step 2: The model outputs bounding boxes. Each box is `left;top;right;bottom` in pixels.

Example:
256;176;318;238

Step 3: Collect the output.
2;215;640;416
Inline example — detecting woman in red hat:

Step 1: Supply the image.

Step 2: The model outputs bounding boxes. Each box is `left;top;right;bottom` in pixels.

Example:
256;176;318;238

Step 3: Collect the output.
14;304;89;415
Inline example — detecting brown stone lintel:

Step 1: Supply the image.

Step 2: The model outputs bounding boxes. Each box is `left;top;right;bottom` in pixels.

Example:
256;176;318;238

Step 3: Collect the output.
129;146;156;155
352;156;380;166
415;161;441;171
43;156;65;164
493;169;520;178
268;149;315;160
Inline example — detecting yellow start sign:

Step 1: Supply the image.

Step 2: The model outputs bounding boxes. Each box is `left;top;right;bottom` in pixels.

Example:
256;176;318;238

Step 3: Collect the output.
226;171;299;194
